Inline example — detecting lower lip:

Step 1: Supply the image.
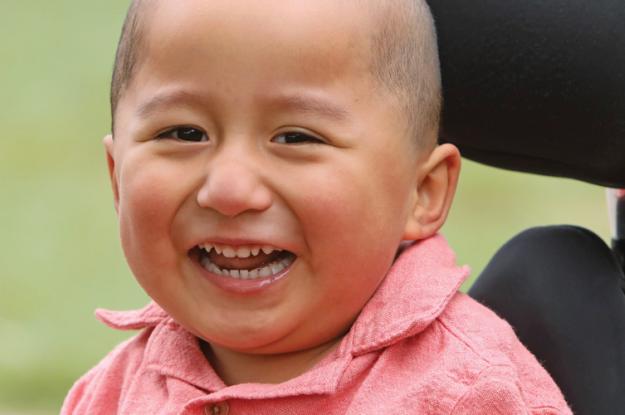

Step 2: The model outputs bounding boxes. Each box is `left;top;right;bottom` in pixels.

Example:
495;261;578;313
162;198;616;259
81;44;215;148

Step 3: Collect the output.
193;259;294;294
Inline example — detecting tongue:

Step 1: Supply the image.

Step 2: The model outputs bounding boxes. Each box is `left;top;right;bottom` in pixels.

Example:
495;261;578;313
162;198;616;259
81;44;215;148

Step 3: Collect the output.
208;251;282;270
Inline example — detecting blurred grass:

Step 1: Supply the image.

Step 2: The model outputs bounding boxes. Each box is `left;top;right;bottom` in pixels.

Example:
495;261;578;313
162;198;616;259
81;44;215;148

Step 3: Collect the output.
0;1;610;413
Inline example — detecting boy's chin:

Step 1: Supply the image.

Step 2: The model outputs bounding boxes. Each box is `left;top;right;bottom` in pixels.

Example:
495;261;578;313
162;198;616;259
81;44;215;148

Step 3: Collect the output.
195;325;342;357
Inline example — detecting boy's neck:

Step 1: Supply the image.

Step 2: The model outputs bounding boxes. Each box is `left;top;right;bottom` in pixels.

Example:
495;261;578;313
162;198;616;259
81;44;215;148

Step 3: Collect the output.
200;337;342;386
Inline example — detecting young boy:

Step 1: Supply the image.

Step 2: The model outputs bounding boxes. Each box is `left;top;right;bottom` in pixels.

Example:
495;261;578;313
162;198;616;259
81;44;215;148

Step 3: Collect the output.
63;0;572;413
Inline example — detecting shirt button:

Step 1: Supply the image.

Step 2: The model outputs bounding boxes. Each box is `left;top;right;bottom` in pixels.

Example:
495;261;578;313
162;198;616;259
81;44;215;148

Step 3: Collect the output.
205;402;229;415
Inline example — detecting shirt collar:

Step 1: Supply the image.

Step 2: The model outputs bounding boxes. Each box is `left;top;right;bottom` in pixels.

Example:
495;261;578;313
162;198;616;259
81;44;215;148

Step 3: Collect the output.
348;235;469;355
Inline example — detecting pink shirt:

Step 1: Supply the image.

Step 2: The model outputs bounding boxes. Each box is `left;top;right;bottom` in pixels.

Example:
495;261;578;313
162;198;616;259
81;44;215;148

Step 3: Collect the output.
62;236;571;414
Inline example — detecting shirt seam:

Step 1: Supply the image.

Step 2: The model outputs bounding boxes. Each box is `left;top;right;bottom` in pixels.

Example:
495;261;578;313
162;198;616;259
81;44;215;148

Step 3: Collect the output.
436;315;493;366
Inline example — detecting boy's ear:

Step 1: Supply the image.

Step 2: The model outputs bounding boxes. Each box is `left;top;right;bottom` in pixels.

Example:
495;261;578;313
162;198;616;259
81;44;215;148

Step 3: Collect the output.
103;134;120;214
403;143;461;240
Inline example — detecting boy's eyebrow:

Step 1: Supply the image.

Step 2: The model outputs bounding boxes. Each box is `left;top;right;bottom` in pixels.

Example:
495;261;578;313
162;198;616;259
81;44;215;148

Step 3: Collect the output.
267;93;351;121
136;90;350;121
136;90;209;119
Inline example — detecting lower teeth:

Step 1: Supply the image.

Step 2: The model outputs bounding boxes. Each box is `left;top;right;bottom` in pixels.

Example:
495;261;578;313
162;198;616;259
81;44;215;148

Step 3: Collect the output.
200;256;293;280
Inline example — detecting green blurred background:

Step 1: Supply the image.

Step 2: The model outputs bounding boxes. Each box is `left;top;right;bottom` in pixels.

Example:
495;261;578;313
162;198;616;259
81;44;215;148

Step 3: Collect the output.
0;1;610;413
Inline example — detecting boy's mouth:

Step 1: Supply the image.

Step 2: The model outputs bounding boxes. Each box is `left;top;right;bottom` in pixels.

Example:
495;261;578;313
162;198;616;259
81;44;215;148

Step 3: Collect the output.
190;243;296;280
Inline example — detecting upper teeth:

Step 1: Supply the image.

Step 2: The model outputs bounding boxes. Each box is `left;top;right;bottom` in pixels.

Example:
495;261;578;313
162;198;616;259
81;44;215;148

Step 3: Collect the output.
200;243;280;258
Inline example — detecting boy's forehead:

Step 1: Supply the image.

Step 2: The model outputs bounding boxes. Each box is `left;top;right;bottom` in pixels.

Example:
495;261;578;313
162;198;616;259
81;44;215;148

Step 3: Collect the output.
121;0;388;112
141;0;376;63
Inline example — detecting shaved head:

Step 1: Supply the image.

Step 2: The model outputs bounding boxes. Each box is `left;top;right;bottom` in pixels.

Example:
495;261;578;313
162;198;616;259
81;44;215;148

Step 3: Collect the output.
110;0;441;147
110;0;148;125
367;1;441;148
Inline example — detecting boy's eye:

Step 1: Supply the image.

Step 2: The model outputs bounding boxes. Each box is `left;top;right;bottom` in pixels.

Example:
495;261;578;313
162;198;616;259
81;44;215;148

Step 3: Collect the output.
272;132;324;145
157;127;208;142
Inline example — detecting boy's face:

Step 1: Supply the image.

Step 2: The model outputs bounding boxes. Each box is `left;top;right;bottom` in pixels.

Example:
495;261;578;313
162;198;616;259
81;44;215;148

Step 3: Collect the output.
108;0;429;354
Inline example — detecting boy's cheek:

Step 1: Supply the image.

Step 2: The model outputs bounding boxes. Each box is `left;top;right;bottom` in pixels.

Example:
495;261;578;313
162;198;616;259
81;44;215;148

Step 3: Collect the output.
119;173;169;225
118;153;185;213
117;162;187;257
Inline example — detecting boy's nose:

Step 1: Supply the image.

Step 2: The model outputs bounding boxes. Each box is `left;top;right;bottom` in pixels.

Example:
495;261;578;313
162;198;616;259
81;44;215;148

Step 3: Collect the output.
196;157;273;217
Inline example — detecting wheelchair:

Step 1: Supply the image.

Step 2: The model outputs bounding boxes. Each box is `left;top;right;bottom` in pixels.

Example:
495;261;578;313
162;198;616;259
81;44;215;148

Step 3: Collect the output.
425;1;625;413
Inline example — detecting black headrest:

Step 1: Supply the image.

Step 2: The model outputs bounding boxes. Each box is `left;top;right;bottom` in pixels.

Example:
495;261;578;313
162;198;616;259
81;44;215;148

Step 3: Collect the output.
427;0;625;187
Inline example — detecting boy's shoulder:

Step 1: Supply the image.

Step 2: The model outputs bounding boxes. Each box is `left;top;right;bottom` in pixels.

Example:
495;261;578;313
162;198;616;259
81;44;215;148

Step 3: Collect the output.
430;292;571;413
61;303;184;414
344;290;572;414
61;324;152;414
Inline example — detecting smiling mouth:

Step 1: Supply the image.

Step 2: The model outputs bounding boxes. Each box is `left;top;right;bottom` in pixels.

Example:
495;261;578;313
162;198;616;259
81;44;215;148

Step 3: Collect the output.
190;243;296;280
